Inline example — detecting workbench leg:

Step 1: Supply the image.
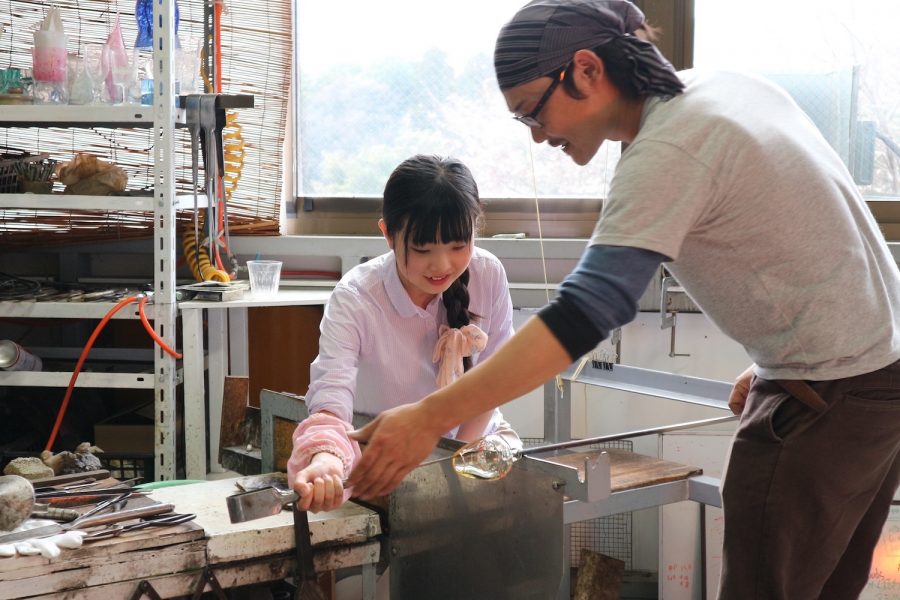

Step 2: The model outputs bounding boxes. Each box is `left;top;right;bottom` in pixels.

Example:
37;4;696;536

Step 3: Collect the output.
207;307;228;474
558;524;571;600
183;307;207;480
360;563;376;600
228;307;249;376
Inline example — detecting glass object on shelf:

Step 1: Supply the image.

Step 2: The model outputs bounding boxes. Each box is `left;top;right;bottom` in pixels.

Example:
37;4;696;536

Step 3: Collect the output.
103;15;130;104
82;44;107;104
452;434;521;480
132;50;153;105
175;36;203;94
135;0;181;49
31;8;69;105
0;68;23;95
67;54;93;105
247;260;283;298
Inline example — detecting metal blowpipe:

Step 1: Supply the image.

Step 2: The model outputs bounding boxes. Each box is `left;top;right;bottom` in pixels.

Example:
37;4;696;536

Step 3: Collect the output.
450;415;738;481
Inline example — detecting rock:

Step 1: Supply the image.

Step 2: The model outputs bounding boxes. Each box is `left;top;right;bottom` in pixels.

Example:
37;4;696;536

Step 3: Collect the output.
40;450;67;475
60;451;103;474
3;457;54;480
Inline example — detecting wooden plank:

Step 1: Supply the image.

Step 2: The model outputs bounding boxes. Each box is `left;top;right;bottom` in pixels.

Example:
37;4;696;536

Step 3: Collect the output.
150;478;382;565
219;375;251;457
550;449;702;492
0;527;204;580
274;415;297;472
0;540;207;599
573;549;625;600
22;541;379;599
248;305;323;408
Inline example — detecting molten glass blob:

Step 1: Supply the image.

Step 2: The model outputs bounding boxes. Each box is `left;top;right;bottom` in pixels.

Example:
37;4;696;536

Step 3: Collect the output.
451;434;521;480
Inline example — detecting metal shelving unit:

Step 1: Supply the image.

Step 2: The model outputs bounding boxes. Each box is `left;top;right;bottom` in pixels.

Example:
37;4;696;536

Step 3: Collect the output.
0;0;181;479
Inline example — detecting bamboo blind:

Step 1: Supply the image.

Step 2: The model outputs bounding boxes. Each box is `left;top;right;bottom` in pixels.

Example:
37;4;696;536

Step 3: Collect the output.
0;0;289;248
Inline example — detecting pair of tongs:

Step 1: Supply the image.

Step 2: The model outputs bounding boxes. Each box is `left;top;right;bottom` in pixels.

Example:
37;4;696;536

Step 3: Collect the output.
82;512;196;542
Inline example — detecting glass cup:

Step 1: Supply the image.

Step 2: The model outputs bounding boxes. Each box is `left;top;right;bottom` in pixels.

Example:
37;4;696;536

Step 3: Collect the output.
247;260;282;298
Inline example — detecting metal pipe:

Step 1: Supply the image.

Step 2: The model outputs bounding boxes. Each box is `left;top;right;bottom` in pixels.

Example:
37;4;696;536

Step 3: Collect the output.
520;414;738;457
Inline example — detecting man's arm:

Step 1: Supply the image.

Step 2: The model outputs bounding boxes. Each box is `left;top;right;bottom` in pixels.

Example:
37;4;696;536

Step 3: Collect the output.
347;315;571;498
347;244;668;498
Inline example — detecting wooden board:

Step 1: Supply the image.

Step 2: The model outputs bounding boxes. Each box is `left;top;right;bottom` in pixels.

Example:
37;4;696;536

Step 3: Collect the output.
546;448;702;492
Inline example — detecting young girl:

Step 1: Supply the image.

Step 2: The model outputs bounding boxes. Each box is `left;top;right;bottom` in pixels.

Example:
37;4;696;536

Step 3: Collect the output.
288;154;520;512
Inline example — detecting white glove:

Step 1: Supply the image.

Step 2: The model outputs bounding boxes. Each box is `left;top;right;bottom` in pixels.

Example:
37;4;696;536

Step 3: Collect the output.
0;519;86;559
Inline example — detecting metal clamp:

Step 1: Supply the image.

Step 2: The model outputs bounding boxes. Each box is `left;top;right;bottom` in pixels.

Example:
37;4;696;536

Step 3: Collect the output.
518;451;611;503
660;274;690;357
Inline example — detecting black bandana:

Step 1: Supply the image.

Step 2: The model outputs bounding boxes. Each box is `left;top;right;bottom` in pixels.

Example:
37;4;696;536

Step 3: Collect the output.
494;0;684;98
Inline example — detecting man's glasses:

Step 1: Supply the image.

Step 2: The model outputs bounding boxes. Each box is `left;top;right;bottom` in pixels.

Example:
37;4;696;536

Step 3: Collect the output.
513;63;570;129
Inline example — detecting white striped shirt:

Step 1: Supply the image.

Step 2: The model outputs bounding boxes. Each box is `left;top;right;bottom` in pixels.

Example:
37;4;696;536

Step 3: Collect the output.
305;246;515;438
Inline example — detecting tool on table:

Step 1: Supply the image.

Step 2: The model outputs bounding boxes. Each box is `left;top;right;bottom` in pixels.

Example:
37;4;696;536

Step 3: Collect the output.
226;474;349;524
30;503;80;522
226;486;297;523
0;502;175;545
226;478;330;600
35;486;142;500
82;512;195;542
30;469;110;488
76;491;131;521
293;503;327;600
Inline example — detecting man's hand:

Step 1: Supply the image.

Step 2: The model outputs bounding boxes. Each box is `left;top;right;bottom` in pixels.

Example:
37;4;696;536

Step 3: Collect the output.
728;364;755;415
292;452;345;513
346;402;444;499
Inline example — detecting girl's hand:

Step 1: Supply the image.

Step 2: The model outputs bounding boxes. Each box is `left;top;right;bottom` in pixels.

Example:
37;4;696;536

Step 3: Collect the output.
292;452;346;513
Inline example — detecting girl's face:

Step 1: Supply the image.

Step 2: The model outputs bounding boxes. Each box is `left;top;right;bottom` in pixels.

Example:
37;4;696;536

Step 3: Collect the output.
380;219;474;309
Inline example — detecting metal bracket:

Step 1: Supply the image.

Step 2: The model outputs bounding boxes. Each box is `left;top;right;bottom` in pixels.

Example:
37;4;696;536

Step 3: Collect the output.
129;580;163;600
660;275;690;357
519;451;611;503
190;567;228;600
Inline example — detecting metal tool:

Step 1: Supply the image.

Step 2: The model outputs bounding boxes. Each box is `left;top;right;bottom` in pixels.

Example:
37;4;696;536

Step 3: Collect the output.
0;502;175;545
82;512;195;542
226;486;296;523
225;484;328;599
293;503;327;600
226;476;349;524
30;503;80;522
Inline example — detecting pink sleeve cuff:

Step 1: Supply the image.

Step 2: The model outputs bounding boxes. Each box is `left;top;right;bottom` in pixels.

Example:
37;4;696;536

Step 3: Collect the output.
287;412;362;485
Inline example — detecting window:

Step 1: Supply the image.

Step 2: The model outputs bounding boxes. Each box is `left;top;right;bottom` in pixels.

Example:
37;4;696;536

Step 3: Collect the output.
293;0;620;206
694;0;900;199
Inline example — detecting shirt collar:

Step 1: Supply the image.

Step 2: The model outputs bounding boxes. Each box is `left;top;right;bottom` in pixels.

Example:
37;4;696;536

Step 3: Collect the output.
383;252;441;318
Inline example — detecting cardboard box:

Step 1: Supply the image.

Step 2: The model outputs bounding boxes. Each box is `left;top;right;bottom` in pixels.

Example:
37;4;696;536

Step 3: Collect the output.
93;402;154;454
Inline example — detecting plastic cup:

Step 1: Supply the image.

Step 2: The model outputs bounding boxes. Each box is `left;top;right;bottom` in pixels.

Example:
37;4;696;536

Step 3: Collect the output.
247;260;282;298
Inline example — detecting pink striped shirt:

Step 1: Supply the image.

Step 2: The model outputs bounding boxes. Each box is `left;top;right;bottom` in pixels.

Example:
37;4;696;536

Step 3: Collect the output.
304;245;515;436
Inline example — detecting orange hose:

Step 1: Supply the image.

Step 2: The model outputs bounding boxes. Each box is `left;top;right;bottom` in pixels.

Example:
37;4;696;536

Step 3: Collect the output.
45;295;140;452
138;297;183;359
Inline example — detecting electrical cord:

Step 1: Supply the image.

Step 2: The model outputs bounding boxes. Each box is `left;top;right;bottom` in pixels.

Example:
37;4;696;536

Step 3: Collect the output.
45;294;183;452
44;295;139;452
0;272;41;300
138;296;182;360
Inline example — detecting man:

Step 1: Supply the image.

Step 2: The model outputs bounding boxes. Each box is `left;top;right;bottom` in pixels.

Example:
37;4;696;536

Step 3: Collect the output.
348;1;900;597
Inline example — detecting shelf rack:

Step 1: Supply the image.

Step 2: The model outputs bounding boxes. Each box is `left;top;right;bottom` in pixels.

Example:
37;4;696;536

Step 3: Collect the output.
0;0;180;479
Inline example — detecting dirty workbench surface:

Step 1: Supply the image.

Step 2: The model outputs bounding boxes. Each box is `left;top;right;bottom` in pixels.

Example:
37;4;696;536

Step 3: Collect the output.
149;477;383;563
0;477;382;599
